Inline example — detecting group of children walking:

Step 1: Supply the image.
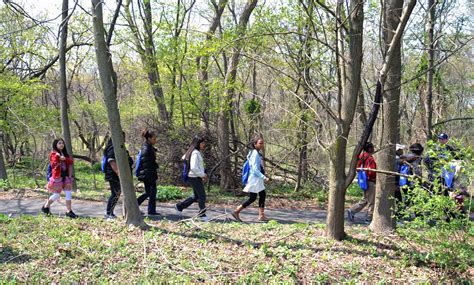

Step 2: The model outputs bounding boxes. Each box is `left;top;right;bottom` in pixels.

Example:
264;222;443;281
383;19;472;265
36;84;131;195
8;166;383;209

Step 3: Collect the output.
347;132;467;223
41;131;270;222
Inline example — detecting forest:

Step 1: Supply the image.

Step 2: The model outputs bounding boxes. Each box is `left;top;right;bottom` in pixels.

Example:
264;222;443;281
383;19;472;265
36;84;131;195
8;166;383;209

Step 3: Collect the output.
0;0;473;282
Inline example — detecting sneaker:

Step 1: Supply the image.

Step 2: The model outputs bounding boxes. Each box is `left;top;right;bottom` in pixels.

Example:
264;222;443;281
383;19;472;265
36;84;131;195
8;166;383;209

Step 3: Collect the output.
174;204;182;217
347;209;354;222
65;211;78;219
199;215;209;222
41;206;51;215
104;214;117;220
147;212;161;217
364;218;372;224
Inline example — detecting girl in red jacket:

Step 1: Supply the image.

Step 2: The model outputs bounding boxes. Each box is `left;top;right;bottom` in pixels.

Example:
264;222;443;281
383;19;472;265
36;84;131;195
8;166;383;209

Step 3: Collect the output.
42;138;77;218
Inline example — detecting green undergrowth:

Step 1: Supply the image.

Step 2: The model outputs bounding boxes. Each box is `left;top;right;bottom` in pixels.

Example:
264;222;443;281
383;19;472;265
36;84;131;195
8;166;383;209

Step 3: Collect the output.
1;214;472;283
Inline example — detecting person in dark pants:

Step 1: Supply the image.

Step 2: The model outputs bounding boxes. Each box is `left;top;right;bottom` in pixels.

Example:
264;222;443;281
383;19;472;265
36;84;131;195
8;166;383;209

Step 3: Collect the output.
136;128;160;216
104;133;133;219
175;136;209;221
231;136;270;222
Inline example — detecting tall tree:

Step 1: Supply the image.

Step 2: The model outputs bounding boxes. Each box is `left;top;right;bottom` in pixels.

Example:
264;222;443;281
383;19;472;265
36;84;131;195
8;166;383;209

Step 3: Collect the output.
217;0;258;191
196;0;228;133
326;0;365;240
370;0;404;233
59;0;75;186
424;0;436;139
123;0;170;126
91;0;145;227
371;0;417;233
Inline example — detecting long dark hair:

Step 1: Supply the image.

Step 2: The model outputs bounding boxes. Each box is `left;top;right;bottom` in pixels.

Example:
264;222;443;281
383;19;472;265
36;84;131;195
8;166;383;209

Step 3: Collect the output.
249;135;263;151
184;135;206;161
52;138;70;157
141;128;156;141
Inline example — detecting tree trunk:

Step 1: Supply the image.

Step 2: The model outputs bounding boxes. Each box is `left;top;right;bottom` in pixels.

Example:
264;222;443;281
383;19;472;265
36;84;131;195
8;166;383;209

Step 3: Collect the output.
326;0;364;241
123;0;170;126
218;0;258;191
370;0;404;233
327;137;348;240
0;134;7;180
91;0;145;228
59;0;75;188
424;0;436;139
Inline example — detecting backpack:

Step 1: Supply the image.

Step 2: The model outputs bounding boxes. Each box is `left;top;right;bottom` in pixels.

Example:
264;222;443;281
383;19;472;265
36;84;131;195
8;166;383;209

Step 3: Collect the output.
100;155;107;173
442;164;456;188
46;162;52;181
135;150;142;177
181;159;189;183
399;164;410;187
357;160;368;191
241;160;250;186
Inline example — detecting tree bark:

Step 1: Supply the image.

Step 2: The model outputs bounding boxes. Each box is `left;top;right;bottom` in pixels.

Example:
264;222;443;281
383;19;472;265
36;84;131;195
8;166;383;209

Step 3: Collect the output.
91;0;145;228
424;0;436;139
0;134;7;180
59;0;75;188
218;0;258;191
370;0;405;233
326;0;364;241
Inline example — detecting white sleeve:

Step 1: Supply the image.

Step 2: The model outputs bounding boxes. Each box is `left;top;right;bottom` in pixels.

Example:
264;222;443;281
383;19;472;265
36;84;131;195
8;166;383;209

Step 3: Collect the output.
190;151;206;177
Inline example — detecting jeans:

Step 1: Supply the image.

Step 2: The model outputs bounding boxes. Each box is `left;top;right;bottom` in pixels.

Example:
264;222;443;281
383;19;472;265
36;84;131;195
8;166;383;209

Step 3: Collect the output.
176;177;206;216
242;190;266;208
106;180;121;215
137;180;157;214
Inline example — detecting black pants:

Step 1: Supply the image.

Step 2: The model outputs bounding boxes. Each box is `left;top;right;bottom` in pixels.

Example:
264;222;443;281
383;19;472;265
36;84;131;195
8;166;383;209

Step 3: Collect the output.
176;177;206;216
242;190;266;208
106;180;121;215
137;180;157;214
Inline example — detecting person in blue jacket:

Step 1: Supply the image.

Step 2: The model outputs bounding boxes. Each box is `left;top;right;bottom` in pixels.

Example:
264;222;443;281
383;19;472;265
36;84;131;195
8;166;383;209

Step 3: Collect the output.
136;128;160;216
231;136;270;222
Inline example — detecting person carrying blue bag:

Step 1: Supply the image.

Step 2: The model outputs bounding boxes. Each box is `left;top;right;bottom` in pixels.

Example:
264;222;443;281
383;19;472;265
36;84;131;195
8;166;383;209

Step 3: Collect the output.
347;142;377;223
175;135;209;221
231;136;270;222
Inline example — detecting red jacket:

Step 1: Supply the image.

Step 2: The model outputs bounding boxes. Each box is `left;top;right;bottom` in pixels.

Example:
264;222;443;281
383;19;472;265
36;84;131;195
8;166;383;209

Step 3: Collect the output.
357;152;376;182
49;151;74;179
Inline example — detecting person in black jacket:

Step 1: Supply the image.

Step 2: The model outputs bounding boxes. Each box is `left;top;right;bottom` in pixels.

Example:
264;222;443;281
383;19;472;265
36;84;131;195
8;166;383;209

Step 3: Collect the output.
104;133;133;219
136;128;160;216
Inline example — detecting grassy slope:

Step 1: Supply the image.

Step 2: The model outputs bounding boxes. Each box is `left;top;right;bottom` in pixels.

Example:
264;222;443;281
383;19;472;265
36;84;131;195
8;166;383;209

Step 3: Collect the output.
1;214;472;283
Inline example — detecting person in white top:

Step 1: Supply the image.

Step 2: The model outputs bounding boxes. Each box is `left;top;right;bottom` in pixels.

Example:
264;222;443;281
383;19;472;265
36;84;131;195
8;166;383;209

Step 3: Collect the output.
175;136;209;221
232;136;270;222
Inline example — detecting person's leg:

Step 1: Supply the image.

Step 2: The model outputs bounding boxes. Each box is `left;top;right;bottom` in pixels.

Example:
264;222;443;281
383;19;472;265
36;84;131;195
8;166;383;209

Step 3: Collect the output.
349;191;369;214
146;180;158;214
232;193;257;221
42;192;60;214
258;190;268;221
366;181;376;221
176;178;199;211
137;183;150;206
106;180;121;215
193;178;207;217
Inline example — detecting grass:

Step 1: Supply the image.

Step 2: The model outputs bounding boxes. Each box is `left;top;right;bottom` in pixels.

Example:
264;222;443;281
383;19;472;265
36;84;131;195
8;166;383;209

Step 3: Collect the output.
0;214;472;283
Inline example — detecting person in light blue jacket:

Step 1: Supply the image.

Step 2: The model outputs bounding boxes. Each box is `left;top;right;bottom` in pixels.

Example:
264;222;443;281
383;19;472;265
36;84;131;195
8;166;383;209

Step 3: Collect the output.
232;136;270;222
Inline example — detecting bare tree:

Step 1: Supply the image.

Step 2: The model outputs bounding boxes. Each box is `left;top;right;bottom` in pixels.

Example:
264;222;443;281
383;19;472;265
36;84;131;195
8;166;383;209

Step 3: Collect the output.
59;0;75;187
91;0;145;227
217;0;258;191
123;0;170;126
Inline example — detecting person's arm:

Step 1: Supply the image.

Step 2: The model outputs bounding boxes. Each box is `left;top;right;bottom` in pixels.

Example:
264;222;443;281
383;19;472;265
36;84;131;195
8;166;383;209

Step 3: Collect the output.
249;151;266;180
190;151;206;178
109;160;119;175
